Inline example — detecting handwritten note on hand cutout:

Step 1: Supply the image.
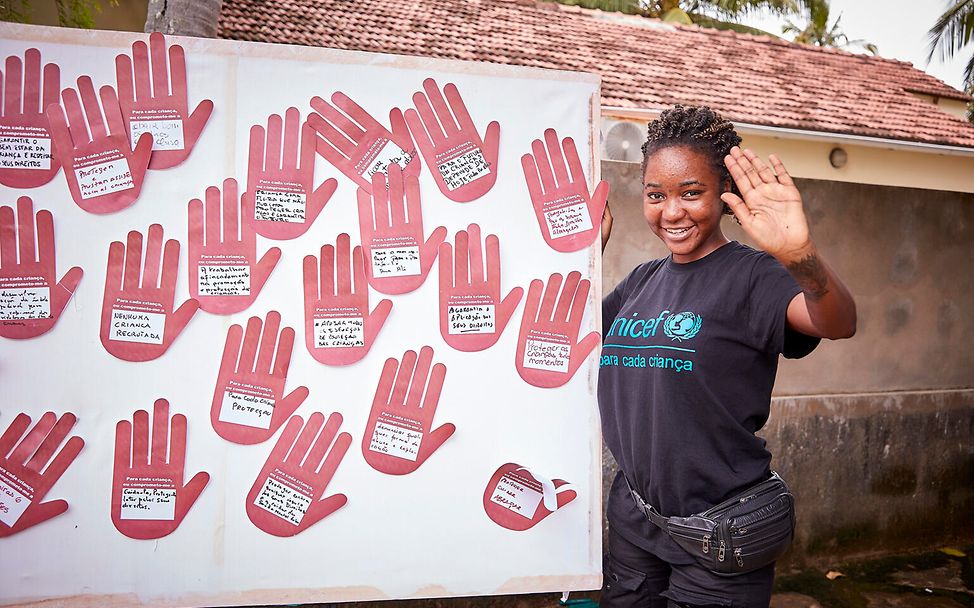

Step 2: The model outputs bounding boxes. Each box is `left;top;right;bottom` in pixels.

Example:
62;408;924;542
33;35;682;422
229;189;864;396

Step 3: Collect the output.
211;311;308;445
515;271;600;388
404;78;500;202
521;128;607;252
0;411;84;537
482;463;576;531
0;197;83;340
246;412;351;537
111;399;209;539
362;346;454;475
0;49;62;188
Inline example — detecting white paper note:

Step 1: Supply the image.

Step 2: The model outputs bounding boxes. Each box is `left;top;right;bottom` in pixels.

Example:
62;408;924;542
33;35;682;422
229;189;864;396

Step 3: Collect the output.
448;304;495;335
0;286;51;320
254;473;312;526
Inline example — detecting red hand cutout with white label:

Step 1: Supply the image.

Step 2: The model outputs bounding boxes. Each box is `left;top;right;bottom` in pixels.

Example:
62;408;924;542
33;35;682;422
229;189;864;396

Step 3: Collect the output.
438;224;522;352
115;32;213;170
302;233;392;366
211;310;308;445
246;107;337;240
101;224;199;362
0;196;82;339
46;76;152;214
112;398;209;539
357;163;446;295
522;128;608;252
247;412;350;537
516;271;600;388
404;78;500;203
0;49;61;188
188;178;281;314
362;346;454;475
309;91;419;192
483;463;575;531
0;411;84;537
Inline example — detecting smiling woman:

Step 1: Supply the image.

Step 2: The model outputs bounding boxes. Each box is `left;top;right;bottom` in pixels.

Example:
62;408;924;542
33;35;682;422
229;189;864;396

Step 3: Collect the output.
598;105;857;608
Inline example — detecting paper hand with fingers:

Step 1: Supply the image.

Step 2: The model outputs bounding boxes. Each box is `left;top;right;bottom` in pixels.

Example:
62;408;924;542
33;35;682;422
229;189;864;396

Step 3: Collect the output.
516;271;599;388
112;399;209;540
483;463;575;531
101;224;199;361
303;233;392;366
0;49;61;188
0;197;83;339
309;91;419;191
357;163;446;295
405;78;500;202
0;411;84;537
247;412;351;537
211;310;308;445
46;76;152;214
522;128;608;252
438;224;523;352
115;32;213;169
188;178;281;314
362;346;454;475
246;107;337;240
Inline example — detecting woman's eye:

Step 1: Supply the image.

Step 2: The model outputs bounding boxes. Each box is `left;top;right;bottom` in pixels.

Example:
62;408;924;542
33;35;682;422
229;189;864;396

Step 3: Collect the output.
645;192;664;201
683;190;702;198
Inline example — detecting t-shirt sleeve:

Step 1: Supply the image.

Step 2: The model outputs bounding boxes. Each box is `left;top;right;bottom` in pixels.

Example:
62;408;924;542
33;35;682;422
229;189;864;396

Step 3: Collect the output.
746;252;821;359
602;273;631;337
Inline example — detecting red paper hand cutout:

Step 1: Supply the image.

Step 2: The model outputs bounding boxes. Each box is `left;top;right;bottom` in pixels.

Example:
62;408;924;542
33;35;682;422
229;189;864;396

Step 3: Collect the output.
404;78;500;202
112;398;209;539
211;310;308;445
101;224;199;362
247;412;350;537
357;163;446;295
46;76;152;214
188;178;281;314
246;107;337;240
438;224;522;352
0;411;84;537
362;346;454;475
302;233;392;366
0;49;61;188
115;32;213;170
309;91;419;192
521;128;608;252
483;463;575;531
0;197;83;339
516;271;600;388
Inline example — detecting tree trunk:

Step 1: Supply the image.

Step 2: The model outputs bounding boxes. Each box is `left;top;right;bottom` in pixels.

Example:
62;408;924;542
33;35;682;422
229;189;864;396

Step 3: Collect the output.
144;0;223;37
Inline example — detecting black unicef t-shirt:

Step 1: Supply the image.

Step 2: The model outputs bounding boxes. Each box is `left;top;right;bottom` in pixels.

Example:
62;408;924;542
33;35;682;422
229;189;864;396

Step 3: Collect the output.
598;241;819;564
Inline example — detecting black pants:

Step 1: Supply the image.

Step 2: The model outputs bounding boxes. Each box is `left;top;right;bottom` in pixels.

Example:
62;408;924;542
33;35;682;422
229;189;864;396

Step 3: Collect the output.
601;526;776;608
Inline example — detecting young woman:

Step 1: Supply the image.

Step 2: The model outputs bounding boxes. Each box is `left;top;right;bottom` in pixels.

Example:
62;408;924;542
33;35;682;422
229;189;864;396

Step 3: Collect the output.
598;105;856;608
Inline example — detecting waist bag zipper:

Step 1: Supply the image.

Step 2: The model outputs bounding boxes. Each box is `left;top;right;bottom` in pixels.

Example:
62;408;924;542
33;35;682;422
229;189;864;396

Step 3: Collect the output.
734;548;743;567
718;540;726;562
702;534;710;554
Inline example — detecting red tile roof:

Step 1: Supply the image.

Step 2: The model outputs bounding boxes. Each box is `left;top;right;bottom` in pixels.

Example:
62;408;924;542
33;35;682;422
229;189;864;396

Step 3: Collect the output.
218;0;974;149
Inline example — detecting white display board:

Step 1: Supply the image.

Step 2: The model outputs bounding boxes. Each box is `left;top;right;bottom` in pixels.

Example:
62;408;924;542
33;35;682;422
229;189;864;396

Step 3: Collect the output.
0;23;602;607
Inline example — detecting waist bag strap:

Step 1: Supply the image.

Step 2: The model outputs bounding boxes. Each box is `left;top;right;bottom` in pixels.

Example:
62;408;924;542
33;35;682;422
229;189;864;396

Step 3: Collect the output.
623;473;671;531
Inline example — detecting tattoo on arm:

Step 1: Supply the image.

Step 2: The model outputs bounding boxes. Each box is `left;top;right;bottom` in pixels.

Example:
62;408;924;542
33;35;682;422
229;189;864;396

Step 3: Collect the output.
788;254;829;301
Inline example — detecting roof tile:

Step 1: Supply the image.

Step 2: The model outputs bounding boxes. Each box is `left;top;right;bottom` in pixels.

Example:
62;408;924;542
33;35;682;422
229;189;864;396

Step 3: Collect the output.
218;0;974;148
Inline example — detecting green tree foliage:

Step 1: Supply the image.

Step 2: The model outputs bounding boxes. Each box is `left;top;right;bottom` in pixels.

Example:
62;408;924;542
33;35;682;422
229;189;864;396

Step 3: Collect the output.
0;0;117;28
782;0;878;54
548;0;803;35
925;0;974;121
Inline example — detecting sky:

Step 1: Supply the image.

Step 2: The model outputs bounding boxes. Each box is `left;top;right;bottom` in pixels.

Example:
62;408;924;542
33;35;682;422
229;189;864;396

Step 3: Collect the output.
738;0;970;91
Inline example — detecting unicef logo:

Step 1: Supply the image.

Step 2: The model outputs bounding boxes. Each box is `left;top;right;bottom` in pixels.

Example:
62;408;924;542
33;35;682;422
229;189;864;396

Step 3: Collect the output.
663;312;702;341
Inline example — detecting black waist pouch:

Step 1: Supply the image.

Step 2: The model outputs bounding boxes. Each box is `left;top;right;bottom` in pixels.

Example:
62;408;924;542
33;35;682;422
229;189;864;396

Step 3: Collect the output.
626;471;795;576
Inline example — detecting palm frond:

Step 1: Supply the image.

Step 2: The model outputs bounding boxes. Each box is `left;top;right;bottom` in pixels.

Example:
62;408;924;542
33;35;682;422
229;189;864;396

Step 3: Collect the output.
926;0;974;64
690;12;779;35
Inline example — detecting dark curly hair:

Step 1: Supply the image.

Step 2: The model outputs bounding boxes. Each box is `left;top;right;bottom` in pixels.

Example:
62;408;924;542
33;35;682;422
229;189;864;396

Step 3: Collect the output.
640;105;742;215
